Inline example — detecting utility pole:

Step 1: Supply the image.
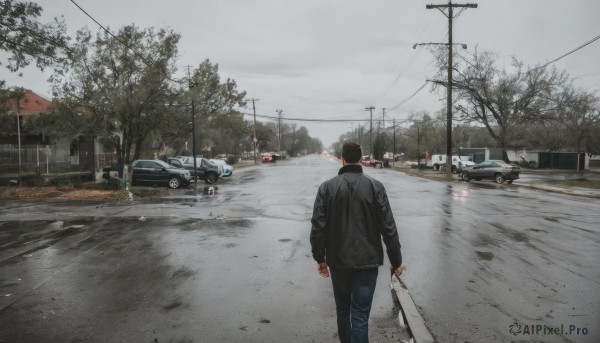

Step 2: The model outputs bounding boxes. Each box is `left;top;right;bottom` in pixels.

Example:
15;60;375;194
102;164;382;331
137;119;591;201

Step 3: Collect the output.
417;126;422;169
393;118;396;168
186;65;198;194
365;106;375;156
426;0;477;179
276;109;283;156
248;98;259;164
382;108;386;154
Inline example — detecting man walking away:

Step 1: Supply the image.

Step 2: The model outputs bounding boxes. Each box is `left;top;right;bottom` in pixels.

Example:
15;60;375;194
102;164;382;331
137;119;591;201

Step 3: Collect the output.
310;141;403;343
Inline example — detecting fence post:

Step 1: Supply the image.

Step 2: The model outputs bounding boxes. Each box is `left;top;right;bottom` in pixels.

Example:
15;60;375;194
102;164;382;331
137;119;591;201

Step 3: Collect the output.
46;145;50;174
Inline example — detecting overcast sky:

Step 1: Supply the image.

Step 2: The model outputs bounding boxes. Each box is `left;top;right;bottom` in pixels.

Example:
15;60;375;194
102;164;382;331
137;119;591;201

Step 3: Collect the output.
4;0;600;147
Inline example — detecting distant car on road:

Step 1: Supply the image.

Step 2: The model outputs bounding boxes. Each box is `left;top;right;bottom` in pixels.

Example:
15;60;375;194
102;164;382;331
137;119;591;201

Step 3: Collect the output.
461;160;520;184
131;159;191;189
361;155;383;168
209;159;233;177
262;153;273;163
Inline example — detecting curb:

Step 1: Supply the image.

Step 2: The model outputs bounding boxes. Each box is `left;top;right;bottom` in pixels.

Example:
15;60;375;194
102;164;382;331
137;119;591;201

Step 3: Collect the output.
518;183;600;199
390;275;434;343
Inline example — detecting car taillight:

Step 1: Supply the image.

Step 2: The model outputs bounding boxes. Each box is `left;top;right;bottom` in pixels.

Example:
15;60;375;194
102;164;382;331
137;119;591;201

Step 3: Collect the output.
500;168;508;172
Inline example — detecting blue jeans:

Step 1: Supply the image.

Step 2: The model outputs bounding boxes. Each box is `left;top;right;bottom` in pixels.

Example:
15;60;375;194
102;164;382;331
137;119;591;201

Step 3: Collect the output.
330;267;378;343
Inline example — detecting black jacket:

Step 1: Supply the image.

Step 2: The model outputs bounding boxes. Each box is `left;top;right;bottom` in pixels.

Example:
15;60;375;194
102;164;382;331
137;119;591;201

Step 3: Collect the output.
310;164;402;269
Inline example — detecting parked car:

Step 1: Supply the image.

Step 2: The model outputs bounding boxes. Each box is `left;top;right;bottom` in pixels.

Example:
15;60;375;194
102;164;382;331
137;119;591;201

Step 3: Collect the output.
169;156;219;184
215;154;238;165
209;159;233;177
262;153;273;163
430;154;475;173
461;160;520;184
361;155;372;167
131;159;192;189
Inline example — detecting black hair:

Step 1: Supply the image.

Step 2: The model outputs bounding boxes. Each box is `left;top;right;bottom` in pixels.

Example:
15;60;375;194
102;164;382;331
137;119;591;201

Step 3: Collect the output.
342;141;362;163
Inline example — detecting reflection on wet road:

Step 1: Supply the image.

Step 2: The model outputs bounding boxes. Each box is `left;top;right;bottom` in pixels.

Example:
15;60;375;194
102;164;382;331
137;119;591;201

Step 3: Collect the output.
371;164;600;343
0;155;598;342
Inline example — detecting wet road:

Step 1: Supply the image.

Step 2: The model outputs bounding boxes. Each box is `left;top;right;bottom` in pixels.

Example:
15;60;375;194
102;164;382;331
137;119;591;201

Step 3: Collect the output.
374;164;599;343
0;156;401;343
1;154;599;342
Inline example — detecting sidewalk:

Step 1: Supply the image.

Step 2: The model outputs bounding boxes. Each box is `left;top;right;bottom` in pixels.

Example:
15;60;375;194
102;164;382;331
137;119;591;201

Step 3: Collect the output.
393;165;600;199
517;168;600;199
517;180;600;199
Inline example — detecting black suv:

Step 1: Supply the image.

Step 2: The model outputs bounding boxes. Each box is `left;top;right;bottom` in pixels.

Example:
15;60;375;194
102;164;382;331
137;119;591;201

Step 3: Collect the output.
131;159;192;189
166;156;219;184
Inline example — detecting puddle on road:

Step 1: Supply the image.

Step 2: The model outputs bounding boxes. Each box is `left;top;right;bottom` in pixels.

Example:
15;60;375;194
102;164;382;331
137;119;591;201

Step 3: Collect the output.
498;194;520;198
476;251;494;261
179;218;251;231
162;299;183;311
171;267;194;279
63;217;96;226
529;228;548;233
490;222;529;243
472;233;501;248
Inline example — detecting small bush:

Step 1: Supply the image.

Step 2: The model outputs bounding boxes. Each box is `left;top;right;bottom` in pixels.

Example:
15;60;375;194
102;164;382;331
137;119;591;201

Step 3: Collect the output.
106;177;124;190
73;177;123;190
56;183;74;192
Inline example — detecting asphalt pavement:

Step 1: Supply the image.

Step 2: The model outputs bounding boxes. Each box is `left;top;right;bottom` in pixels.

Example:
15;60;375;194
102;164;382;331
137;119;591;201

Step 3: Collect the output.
0;155;598;343
0;157;403;343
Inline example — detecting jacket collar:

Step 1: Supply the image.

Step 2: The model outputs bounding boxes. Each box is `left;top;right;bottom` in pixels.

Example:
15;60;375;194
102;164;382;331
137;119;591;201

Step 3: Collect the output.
338;164;363;175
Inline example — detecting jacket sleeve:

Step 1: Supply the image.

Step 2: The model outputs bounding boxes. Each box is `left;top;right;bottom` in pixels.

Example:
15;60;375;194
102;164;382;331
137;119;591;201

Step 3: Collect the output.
310;183;327;263
376;186;402;268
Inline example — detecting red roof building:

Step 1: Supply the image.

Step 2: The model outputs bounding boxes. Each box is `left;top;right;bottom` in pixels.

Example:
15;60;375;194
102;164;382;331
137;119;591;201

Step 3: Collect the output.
10;89;53;117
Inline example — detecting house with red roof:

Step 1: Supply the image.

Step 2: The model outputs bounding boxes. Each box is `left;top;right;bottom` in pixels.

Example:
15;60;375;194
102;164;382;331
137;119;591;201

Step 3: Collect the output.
11;89;53;117
1;89;101;179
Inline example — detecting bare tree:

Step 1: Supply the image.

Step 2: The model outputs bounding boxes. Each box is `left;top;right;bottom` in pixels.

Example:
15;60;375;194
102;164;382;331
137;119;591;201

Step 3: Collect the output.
523;120;567;151
555;84;600;155
435;48;568;161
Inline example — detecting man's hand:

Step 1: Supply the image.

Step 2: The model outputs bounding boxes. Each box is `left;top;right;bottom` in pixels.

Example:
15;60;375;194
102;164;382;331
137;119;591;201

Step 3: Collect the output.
317;262;329;278
392;264;405;276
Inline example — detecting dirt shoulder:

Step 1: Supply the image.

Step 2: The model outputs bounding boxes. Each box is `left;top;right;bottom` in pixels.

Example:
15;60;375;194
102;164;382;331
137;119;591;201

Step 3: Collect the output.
0;186;130;202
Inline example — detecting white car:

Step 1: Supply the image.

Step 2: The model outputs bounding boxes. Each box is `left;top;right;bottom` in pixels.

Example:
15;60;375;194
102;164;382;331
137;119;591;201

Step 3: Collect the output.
430;154;475;173
209;159;233;177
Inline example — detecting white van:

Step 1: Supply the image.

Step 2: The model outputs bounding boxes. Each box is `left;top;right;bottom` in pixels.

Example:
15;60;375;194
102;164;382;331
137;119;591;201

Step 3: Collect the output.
430;154;475;173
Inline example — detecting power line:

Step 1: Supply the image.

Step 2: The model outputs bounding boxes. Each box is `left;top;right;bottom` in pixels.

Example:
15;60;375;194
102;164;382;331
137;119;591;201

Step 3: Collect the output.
387;81;430;112
238;111;417;124
536;33;600;70
370;13;445;104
